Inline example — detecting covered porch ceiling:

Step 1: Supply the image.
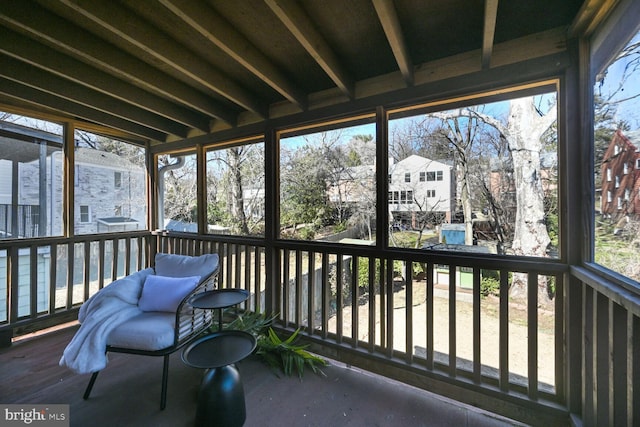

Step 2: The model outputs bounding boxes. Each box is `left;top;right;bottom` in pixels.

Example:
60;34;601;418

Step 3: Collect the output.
0;0;611;145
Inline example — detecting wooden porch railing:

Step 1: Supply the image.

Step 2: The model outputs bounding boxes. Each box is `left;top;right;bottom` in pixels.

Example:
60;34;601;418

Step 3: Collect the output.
1;231;638;425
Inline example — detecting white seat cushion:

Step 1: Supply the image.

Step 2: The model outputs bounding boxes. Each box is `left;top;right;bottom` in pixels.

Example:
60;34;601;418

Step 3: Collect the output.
107;312;176;351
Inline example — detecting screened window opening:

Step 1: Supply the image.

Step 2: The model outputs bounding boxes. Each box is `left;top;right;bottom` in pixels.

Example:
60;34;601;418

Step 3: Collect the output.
0;112;63;239
593;26;640;284
206;140;265;237
388;88;559;262
74;129;147;235
279;118;376;243
158;152;197;233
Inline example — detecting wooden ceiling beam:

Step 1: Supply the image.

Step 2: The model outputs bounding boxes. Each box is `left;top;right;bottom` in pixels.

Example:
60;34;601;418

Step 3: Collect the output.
0;78;165;142
45;0;268;117
0;27;211;133
569;0;618;37
372;0;414;86
264;0;355;99
0;55;188;138
158;0;307;111
482;0;499;70
0;1;237;126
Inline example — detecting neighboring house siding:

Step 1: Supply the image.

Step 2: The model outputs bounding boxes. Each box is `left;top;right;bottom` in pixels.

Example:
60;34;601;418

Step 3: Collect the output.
600;129;640;220
388;155;454;224
17;148;146;235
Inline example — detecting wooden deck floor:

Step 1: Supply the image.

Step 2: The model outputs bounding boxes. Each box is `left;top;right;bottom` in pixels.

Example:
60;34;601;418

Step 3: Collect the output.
0;325;525;427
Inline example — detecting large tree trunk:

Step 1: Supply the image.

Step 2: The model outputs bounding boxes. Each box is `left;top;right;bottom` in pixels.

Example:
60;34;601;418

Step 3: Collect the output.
459;161;474;245
507;99;553;301
227;147;249;234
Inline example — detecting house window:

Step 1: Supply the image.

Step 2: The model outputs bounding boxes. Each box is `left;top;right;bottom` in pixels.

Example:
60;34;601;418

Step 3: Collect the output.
636;159;640;169
436;170;443;181
404;173;411;183
607;190;612;203
623;162;629;174
617;197;622;210
427;189;436;198
426;171;436;181
614;144;620;155
607;168;612;181
79;205;91;223
114;171;122;189
388;174;392;184
615;175;620;188
419;172;426;182
114;205;122;216
624;189;630;201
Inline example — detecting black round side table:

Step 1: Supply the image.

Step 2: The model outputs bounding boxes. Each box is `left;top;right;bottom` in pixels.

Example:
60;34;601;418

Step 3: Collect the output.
188;288;250;331
182;330;257;427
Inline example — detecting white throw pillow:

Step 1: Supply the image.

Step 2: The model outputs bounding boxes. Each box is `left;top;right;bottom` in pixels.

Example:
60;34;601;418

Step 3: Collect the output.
138;274;201;312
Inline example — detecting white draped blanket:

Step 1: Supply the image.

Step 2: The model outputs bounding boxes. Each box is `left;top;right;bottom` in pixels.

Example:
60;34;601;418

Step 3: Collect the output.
59;268;154;374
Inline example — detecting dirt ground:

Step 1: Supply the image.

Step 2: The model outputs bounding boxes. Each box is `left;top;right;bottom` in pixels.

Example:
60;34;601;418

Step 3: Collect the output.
329;282;556;391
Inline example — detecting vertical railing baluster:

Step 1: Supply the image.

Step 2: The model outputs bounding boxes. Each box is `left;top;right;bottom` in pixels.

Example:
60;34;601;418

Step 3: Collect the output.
595;293;609;425
630;312;640;426
379;258;386;352
527;272;539;400
499;269;509;392
295;249;302;327
66;242;73;309
48;243;57;314
8;246;18;323
307;250;315;335
29;245;37;318
351;255;359;348
282;248;290;326
473;267;481;382
426;261;434;370
336;254;343;344
610;301;626;426
124;237;131;276
244;245;251;309
554;273;565;401
582;286;595;426
98;239;105;291
368;256;376;352
112;238;119;281
405;260;413;364
448;264;456;376
234;244;242;289
321;252;329;340
385;258;394;357
226;244;234;289
83;240;90;301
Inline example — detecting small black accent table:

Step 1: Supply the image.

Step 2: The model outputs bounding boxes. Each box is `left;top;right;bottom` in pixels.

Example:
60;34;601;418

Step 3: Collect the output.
182;331;256;427
188;288;250;331
184;289;253;426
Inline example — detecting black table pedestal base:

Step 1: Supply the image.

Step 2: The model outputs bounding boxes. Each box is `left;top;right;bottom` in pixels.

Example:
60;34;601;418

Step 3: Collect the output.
195;364;246;427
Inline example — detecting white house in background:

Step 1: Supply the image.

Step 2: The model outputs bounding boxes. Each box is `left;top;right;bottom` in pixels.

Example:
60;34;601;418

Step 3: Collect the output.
388;155;455;228
72;148;147;234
